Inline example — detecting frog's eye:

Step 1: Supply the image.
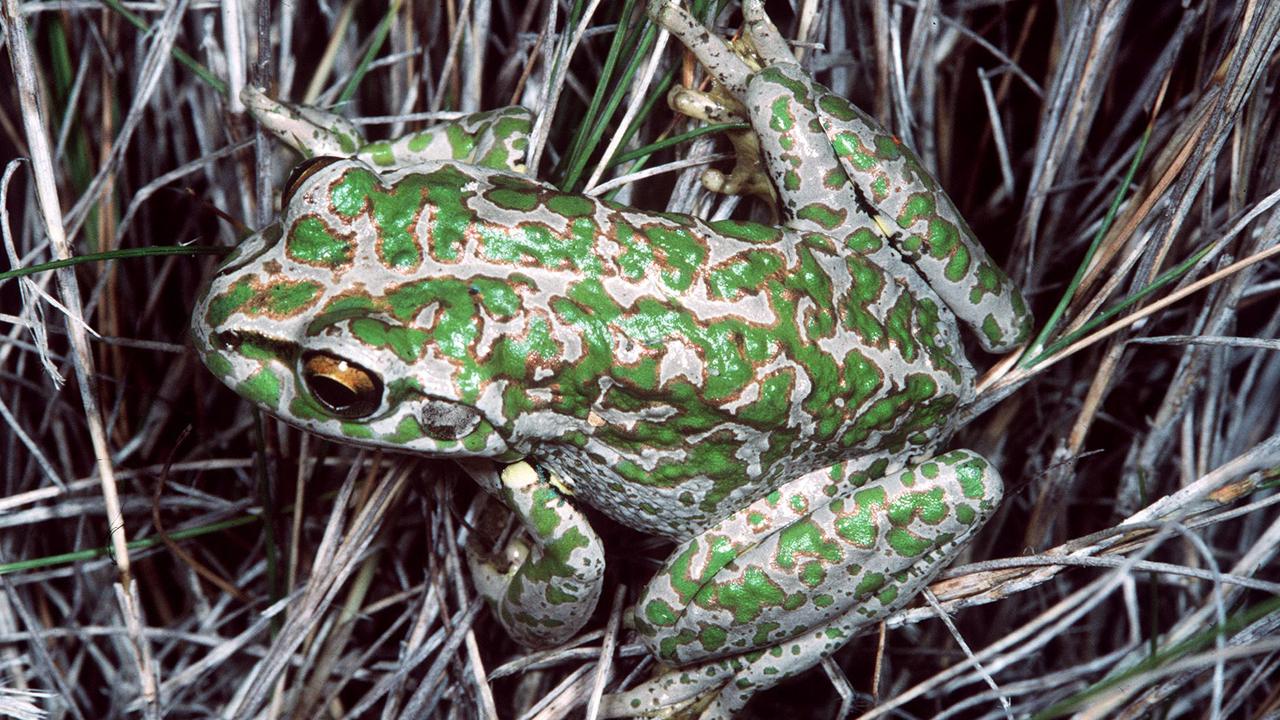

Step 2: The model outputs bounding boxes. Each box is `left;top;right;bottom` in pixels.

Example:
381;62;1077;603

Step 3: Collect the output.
283;157;343;206
300;351;383;419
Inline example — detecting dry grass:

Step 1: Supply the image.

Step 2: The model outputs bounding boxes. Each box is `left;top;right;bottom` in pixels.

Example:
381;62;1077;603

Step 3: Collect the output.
2;1;1279;718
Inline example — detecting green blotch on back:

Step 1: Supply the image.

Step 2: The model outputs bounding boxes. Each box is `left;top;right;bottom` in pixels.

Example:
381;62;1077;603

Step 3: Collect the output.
796;203;846;229
608;357;657;393
445;123;478;160
707;219;781;243
835;486;885;548
415;166;477;262
642;225;707;292
696;566;787;624
266;281;322;315
886;528;933;556
237;369;281;408
888;487;948;526
842;253;888;346
329;167;435;267
884;292;919;362
615;223;653;279
287;215;354;266
736;372;793;426
842;372;940;447
305;294;377;335
482;219;602;275
203;352;233;379
383;278;483;396
487;187;539;212
708;251;783;299
774;520;842;571
545;193;595;218
349;317;429;362
329;168;376;216
205;278;253;327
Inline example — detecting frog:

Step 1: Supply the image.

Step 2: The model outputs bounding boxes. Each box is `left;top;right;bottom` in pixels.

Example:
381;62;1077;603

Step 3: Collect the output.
190;1;1032;717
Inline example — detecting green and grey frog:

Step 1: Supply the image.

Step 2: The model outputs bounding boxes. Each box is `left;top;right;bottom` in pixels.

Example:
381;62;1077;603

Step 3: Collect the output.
191;2;1032;717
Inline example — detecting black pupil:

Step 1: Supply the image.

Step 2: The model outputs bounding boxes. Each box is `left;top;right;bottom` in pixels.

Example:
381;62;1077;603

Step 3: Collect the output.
306;374;358;411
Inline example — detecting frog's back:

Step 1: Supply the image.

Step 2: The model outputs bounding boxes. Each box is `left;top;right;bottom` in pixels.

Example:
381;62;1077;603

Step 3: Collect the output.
406;166;975;536
197;158;974;538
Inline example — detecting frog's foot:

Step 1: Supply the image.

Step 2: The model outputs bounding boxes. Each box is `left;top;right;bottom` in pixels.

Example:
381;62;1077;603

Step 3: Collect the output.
242;88;533;173
242;86;367;159
356;105;533;173
458;460;605;647
605;450;1004;717
666;85;775;207
647;0;754;96
600;625;849;719
647;0;799;92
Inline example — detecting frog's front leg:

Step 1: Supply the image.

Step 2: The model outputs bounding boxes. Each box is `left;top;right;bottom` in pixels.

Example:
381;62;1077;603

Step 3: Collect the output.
241;87;532;173
603;450;1003;719
457;460;605;647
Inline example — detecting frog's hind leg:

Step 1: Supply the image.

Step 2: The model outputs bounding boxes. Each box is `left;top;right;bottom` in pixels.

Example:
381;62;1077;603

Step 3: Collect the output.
814;90;1034;352
650;1;862;228
603;450;1003;718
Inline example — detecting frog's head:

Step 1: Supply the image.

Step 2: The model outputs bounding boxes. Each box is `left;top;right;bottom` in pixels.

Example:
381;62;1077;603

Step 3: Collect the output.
192;157;521;460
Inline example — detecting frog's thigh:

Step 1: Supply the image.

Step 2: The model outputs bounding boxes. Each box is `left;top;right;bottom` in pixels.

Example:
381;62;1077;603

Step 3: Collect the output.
741;65;864;224
356;106;534;173
635;449;1002;665
458;460;605;647
816;92;1033;352
610;451;1001;717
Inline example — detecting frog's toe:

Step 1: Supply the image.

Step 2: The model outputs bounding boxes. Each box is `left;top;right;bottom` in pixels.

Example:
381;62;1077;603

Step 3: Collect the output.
602;632;837;719
667;86;747;124
740;0;797;65
647;0;753;96
599;656;738;719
